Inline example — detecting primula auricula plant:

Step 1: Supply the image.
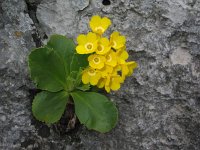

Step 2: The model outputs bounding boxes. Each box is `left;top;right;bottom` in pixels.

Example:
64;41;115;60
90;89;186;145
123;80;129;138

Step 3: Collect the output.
28;15;137;133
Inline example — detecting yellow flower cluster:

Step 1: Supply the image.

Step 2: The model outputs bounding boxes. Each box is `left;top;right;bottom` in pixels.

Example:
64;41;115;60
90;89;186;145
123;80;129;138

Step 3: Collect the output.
76;15;137;93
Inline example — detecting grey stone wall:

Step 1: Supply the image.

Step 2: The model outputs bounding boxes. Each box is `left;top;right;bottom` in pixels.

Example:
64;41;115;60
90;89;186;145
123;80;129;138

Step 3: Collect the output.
0;0;200;149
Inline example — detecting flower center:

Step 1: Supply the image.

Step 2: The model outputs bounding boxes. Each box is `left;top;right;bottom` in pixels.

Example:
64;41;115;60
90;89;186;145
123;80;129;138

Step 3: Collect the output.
106;55;112;62
85;43;93;50
88;69;96;76
93;57;100;64
97;45;104;52
95;27;104;34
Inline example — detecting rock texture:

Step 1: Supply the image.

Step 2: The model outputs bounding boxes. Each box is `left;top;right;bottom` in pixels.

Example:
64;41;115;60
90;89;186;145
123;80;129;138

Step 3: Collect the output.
0;0;200;149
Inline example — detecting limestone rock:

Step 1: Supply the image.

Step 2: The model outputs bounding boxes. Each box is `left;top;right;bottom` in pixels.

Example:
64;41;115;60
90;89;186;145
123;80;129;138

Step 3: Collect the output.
36;0;77;38
0;0;200;149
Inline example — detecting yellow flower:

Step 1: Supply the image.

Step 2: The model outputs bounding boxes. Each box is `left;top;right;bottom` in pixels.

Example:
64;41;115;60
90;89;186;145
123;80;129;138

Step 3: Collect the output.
99;65;113;77
116;46;129;64
82;67;101;85
110;31;126;50
112;65;121;76
96;37;111;55
121;64;129;79
77;15;138;92
105;50;117;67
96;66;124;93
104;75;123;93
96;64;123;92
88;54;106;69
76;32;98;54
97;78;106;88
127;61;138;76
121;61;138;79
89;15;111;35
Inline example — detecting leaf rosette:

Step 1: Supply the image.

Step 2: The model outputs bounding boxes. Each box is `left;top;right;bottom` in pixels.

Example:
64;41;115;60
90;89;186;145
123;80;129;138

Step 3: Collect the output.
29;34;118;133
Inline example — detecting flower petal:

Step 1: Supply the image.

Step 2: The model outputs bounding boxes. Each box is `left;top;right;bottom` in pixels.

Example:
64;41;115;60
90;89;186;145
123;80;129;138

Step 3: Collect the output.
89;15;101;31
90;73;101;85
77;34;87;45
87;32;97;42
120;50;129;60
111;31;119;39
105;85;110;93
76;45;87;54
97;78;106;88
100;37;110;46
121;64;129;78
82;71;90;84
110;78;121;91
127;61;138;76
101;17;111;30
105;50;117;67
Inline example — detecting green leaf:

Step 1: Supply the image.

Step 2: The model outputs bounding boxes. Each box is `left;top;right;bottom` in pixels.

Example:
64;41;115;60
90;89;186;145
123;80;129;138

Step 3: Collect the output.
32;91;69;123
70;54;89;72
47;35;88;71
71;91;118;133
47;34;75;76
47;35;88;88
76;84;91;91
28;47;67;92
65;76;76;92
73;68;83;87
65;70;82;91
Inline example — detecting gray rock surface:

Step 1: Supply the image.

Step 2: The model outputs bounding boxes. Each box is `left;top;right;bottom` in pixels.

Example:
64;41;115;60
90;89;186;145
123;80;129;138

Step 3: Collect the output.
0;0;200;149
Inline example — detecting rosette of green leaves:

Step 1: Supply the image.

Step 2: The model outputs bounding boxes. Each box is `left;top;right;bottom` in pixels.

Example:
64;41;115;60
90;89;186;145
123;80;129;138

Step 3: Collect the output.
28;35;118;133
